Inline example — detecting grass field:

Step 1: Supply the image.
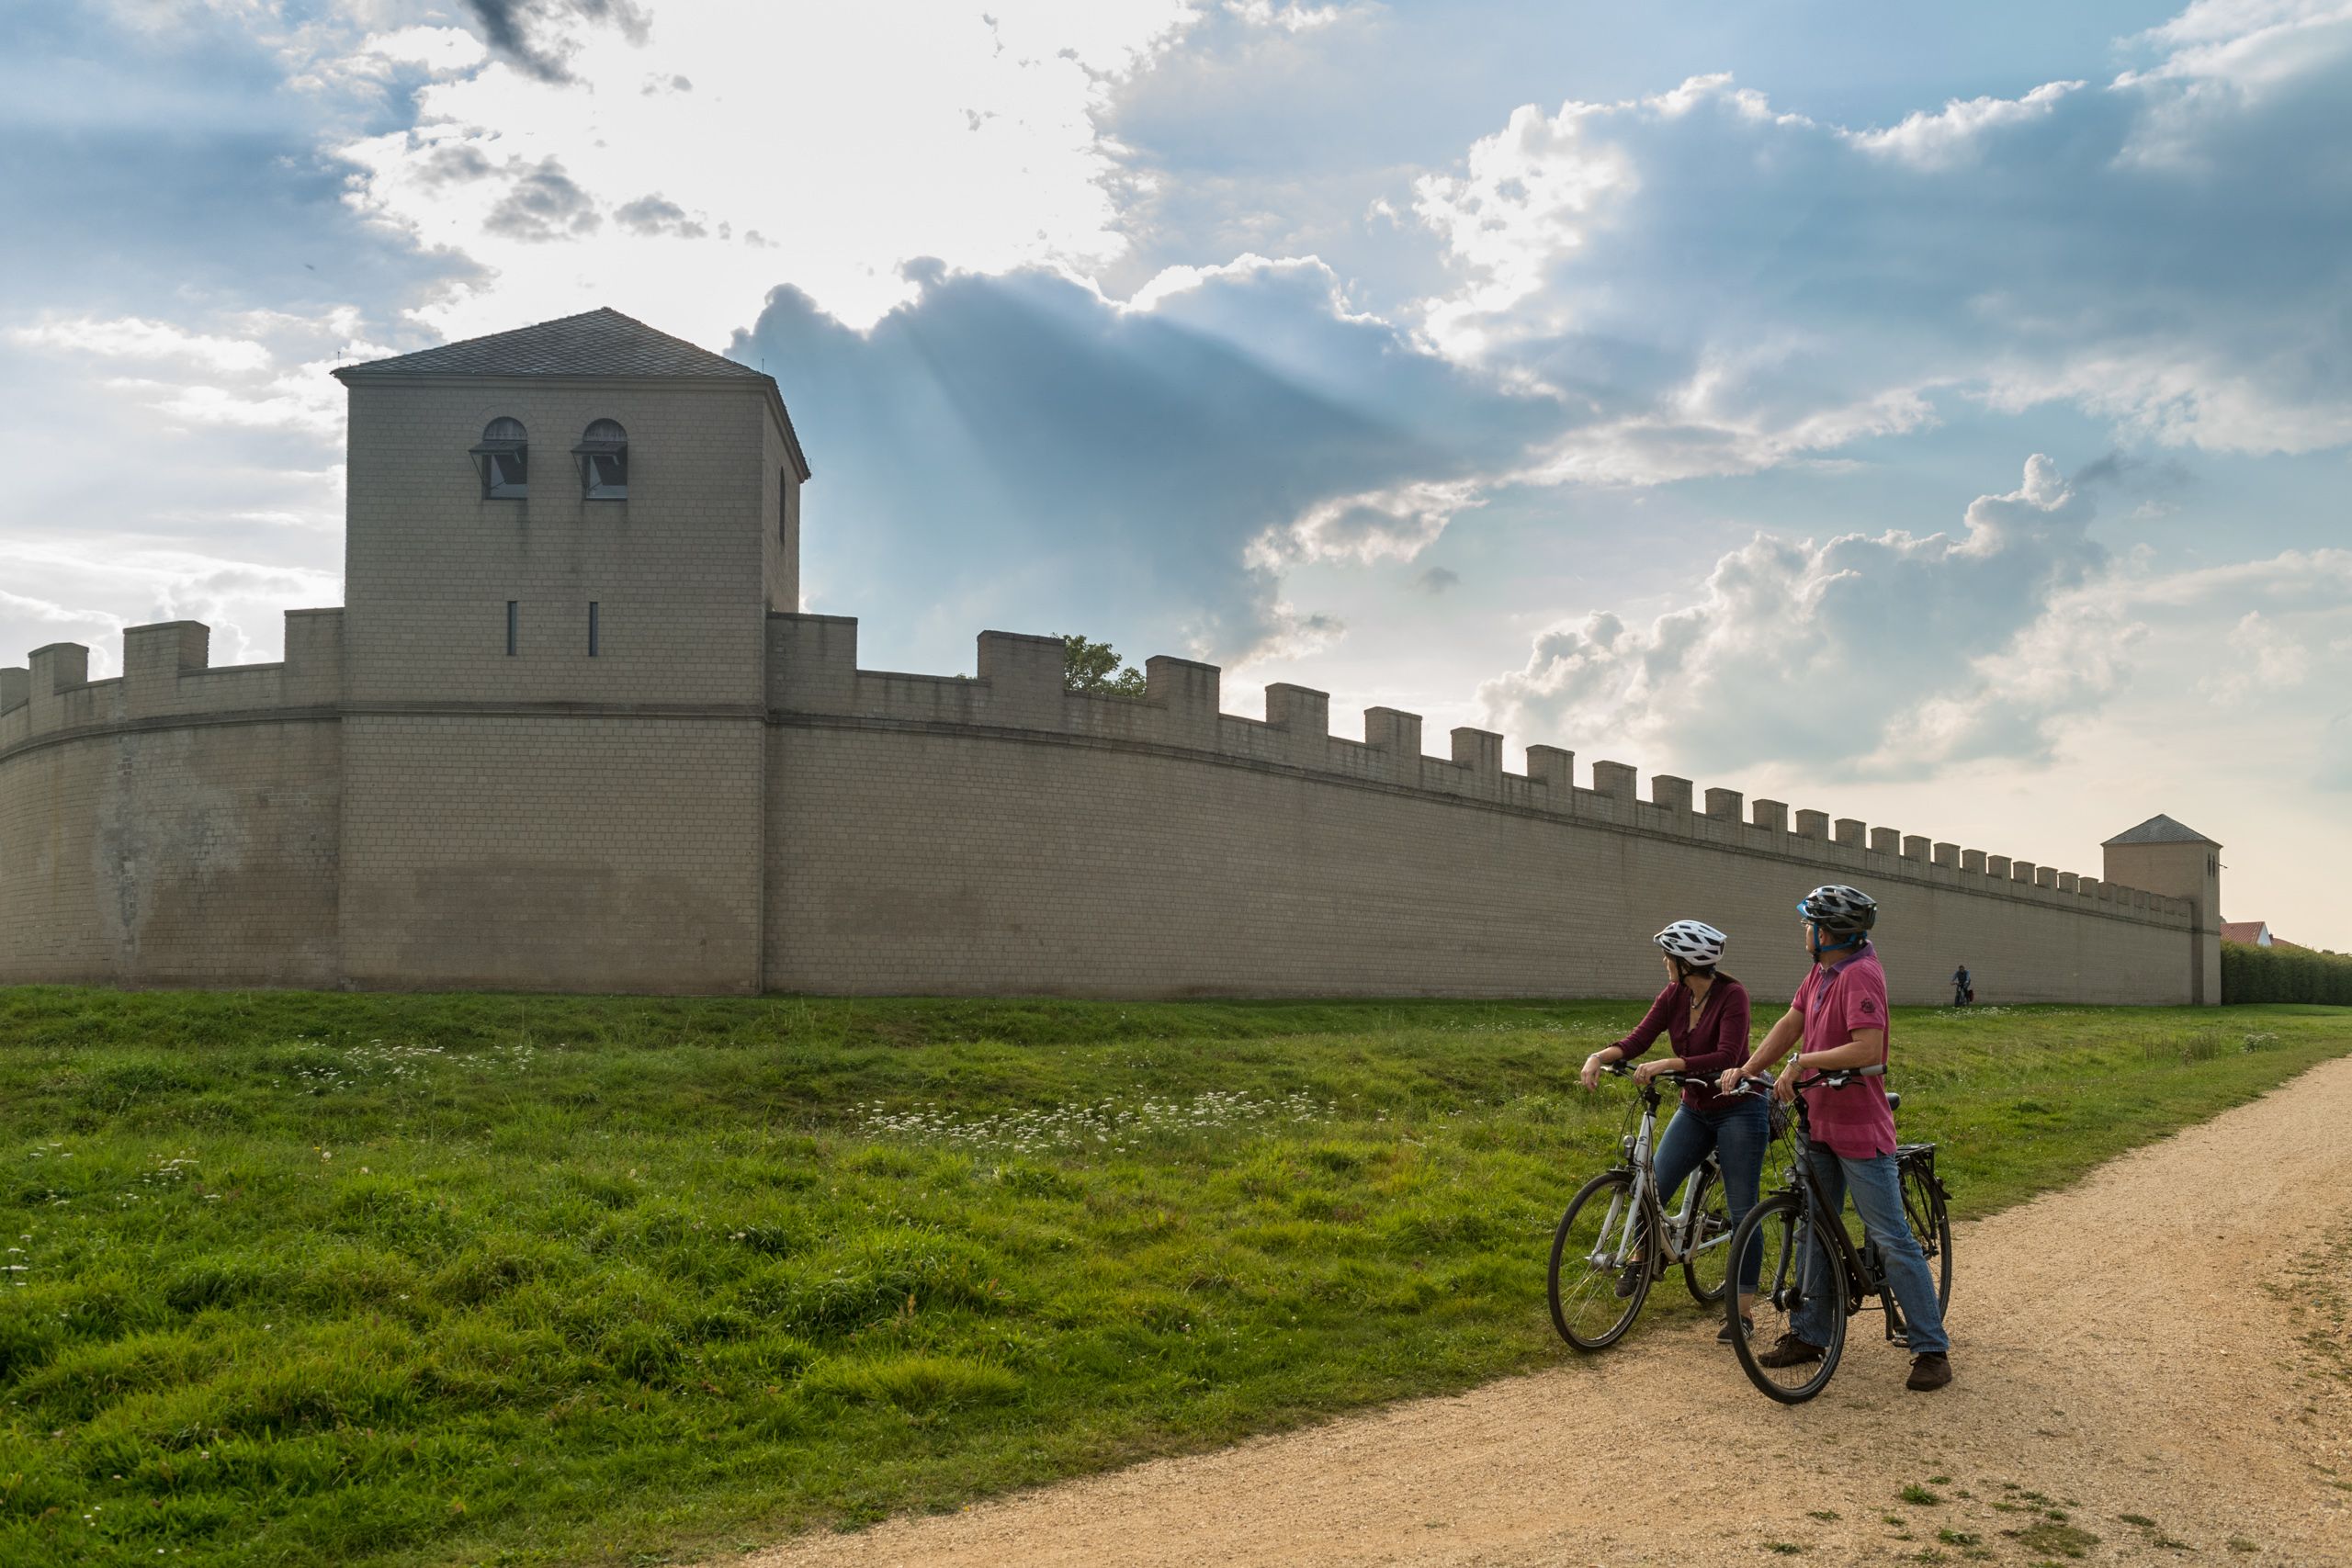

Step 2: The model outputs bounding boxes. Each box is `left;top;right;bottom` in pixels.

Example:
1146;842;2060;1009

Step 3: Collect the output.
2;988;2345;1568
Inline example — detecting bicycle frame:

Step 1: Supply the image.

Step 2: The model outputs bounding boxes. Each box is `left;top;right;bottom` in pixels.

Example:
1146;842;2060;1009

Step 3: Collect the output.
1584;1069;1729;1272
1760;1075;1912;1345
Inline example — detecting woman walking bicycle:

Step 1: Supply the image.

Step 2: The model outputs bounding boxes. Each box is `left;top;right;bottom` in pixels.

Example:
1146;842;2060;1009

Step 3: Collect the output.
1577;919;1767;1340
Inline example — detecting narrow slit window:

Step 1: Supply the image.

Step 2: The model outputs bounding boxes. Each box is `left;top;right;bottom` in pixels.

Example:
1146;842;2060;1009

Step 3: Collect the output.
588;602;600;658
505;601;518;656
574;419;628;500
779;468;788;545
473;418;528;499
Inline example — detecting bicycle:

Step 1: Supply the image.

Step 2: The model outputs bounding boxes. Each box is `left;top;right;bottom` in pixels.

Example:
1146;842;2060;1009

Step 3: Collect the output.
1546;1064;1743;1350
1723;1064;1954;1403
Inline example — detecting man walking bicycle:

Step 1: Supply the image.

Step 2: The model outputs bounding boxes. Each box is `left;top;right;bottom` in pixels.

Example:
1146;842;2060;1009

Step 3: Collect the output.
1719;884;1953;1392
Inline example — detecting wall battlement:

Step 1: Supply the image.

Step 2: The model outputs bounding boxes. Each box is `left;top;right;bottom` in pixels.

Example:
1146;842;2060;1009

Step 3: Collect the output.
763;614;2189;930
0;610;345;754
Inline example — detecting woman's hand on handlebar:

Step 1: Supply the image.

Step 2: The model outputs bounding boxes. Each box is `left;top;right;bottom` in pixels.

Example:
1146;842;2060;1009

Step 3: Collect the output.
1631;1058;1673;1086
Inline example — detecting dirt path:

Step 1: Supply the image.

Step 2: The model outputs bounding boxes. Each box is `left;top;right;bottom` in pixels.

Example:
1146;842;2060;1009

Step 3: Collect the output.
751;1057;2352;1568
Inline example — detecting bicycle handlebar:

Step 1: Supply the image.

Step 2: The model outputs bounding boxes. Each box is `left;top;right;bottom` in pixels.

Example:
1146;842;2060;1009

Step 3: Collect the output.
1600;1062;1721;1089
1792;1063;1886;1092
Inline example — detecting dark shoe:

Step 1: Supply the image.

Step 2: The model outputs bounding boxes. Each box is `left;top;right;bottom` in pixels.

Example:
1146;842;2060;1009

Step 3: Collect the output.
1717;1315;1754;1345
1755;1332;1825;1368
1613;1258;1645;1299
1906;1352;1952;1391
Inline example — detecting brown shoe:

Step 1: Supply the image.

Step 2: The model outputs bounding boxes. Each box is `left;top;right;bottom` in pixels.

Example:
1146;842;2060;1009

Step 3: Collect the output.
1755;1332;1824;1368
1906;1352;1951;1391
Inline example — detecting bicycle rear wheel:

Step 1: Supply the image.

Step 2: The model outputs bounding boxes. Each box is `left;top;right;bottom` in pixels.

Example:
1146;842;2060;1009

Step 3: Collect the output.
1728;1191;1847;1403
1901;1160;1952;1310
1680;1161;1733;1306
1548;1169;1655;1351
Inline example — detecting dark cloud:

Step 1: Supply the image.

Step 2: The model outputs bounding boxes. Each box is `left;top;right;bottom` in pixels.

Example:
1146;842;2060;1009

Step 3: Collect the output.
614;194;707;239
460;0;650;85
484;158;601;242
1415;566;1460;594
734;263;1552;667
419;143;497;186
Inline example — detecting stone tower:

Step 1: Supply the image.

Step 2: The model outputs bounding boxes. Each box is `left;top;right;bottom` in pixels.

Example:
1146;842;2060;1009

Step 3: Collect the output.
327;309;810;992
2103;814;2222;1004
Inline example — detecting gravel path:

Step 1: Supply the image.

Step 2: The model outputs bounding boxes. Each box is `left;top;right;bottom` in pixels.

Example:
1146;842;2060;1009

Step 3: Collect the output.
751;1056;2352;1568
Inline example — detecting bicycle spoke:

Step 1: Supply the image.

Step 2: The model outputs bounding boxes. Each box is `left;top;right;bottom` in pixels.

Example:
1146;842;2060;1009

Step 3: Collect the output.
1549;1170;1653;1350
1730;1193;1847;1402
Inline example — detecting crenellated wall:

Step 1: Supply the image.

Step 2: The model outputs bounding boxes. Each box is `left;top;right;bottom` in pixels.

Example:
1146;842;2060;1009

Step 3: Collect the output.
762;615;2198;1005
0;609;2203;1001
0;613;344;987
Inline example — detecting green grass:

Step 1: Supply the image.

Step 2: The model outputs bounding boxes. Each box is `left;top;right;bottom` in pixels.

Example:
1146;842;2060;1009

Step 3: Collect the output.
1;989;2345;1567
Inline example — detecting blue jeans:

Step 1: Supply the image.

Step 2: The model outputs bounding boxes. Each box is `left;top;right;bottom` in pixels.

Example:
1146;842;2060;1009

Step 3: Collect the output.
1790;1142;1951;1356
1649;1096;1771;1294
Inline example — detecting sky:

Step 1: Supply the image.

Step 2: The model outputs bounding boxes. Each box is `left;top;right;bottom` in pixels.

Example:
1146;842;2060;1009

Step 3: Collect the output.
2;0;2347;949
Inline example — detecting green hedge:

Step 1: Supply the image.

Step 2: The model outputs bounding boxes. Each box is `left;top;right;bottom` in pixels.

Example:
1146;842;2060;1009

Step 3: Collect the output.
2222;940;2352;1004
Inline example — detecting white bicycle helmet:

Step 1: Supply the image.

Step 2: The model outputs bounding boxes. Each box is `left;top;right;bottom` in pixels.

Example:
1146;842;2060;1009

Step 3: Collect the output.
1796;884;1878;935
1653;919;1728;968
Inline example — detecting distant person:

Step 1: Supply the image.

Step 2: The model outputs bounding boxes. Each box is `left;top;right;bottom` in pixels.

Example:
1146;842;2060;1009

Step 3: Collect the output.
1579;919;1765;1341
1719;884;1952;1392
1951;964;1972;1008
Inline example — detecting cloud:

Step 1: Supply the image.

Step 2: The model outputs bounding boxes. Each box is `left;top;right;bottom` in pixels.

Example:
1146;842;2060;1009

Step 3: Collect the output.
736;259;1547;667
1479;455;2115;774
1413;565;1460;594
335;1;1206;340
613;194;707;239
1842;80;2084;169
459;0;650;85
1398;10;2352;469
8;316;271;375
483;157;602;242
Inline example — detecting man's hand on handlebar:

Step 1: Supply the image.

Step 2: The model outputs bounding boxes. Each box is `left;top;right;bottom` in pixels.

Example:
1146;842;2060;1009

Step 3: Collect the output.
1716;1066;1745;1097
1773;1069;1801;1104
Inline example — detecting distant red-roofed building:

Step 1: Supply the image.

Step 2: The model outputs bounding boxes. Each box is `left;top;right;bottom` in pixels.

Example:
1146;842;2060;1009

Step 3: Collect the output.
2221;920;2273;947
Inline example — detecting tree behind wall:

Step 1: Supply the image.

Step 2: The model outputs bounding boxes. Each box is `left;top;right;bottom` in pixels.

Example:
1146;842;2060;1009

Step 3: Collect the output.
1063;635;1146;697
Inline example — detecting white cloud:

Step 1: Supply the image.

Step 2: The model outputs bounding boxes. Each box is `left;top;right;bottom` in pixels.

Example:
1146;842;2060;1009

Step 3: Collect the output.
8;316;272;375
332;1;1204;344
1842;80;2084;169
1479;455;2114;774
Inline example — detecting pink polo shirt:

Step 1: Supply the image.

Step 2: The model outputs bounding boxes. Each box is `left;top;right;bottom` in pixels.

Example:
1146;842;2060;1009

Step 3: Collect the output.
1792;942;1897;1158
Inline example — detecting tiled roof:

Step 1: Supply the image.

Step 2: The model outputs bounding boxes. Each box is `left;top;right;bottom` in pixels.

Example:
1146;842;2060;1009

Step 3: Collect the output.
334;308;769;381
2220;920;2270;945
2102;813;2219;847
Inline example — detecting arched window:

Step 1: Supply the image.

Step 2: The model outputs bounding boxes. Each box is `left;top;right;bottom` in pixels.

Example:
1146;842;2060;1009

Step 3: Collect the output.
470;417;528;499
573;419;628;500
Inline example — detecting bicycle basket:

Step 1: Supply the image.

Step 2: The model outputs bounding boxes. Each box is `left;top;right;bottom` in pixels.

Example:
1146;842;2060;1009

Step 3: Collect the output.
1768;1095;1792;1141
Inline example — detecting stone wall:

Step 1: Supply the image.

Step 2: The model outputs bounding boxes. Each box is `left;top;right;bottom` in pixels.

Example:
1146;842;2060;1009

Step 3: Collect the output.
761;617;2199;1006
0;609;2202;1001
0;615;343;987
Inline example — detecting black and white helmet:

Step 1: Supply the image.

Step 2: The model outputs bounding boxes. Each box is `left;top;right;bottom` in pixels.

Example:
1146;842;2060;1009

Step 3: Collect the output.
1796;884;1878;935
1653;919;1728;968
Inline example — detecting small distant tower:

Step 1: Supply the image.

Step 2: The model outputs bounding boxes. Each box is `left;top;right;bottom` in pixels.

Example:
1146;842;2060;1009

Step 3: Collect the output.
2103;815;2222;1006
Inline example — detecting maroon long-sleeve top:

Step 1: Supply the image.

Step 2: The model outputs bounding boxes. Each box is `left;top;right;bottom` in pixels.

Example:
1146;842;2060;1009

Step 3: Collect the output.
1609;976;1754;1113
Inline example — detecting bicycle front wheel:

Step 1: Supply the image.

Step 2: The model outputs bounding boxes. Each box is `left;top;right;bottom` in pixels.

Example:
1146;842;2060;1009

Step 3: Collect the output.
1680;1162;1733;1307
1548;1169;1655;1351
1901;1161;1953;1311
1728;1191;1847;1403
